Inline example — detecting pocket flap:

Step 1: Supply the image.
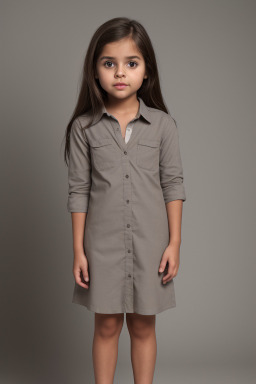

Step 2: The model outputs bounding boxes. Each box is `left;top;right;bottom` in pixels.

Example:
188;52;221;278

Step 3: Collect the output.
138;139;160;148
90;138;113;148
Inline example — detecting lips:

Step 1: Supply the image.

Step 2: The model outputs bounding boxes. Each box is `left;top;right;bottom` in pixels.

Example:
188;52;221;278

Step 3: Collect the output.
114;83;128;90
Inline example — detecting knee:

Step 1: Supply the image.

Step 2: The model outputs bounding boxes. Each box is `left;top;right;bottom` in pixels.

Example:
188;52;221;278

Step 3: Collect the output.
126;314;155;339
95;313;124;339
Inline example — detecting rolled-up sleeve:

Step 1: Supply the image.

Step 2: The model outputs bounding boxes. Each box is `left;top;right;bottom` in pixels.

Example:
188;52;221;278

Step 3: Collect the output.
159;116;186;204
67;118;91;212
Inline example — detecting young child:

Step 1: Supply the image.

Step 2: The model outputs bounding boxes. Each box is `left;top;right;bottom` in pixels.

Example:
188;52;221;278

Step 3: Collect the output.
64;17;186;384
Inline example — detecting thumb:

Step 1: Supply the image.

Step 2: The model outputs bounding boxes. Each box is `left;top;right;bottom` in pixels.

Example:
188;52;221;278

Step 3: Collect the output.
82;266;89;282
159;256;167;273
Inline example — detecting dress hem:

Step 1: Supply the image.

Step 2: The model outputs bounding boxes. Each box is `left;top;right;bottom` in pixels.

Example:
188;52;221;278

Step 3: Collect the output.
71;298;176;315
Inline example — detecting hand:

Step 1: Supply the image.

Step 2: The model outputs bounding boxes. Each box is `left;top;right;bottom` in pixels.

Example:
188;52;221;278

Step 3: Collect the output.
158;242;180;284
73;250;90;289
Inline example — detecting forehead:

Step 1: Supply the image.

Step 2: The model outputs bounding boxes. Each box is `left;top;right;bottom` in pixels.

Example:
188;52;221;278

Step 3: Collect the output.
99;37;142;58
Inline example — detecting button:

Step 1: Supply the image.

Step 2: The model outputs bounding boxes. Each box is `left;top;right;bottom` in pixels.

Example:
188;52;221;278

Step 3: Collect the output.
124;151;127;155
125;175;129;178
128;249;131;253
128;274;132;278
126;200;129;203
127;224;130;228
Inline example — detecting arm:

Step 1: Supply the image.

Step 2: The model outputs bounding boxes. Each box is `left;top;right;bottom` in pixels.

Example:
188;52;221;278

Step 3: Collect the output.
158;116;186;283
71;212;89;288
159;116;186;205
67;118;91;288
166;199;183;245
71;212;87;254
67;119;91;213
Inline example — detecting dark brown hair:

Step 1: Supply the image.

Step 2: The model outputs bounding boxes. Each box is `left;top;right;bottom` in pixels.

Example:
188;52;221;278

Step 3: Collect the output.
64;17;172;166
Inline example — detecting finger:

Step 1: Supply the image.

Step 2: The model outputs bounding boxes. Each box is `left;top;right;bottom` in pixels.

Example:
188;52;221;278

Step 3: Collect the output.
162;273;173;284
82;267;90;284
163;265;174;283
163;277;173;284
73;268;89;289
163;265;176;282
163;262;174;279
159;259;167;273
77;282;89;289
163;271;174;283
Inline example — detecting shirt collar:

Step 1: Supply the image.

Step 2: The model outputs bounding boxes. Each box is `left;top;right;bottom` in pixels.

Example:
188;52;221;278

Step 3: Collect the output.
90;96;152;126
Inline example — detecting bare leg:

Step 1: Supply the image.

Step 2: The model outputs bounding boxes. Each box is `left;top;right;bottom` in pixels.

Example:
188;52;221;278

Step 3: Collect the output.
93;313;124;384
126;313;157;384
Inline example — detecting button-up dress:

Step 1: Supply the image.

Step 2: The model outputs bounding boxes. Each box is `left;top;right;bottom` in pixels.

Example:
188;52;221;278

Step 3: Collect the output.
67;97;186;315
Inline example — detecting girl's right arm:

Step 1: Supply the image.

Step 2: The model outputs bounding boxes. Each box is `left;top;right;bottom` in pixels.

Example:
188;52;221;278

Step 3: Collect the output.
71;212;90;289
67;118;92;289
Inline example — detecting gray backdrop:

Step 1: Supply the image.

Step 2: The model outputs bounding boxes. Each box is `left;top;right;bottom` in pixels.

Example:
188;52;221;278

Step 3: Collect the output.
1;0;255;383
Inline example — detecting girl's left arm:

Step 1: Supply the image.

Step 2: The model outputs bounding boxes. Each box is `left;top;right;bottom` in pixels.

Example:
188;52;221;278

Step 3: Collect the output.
159;201;182;283
166;199;183;245
158;116;186;283
159;115;186;206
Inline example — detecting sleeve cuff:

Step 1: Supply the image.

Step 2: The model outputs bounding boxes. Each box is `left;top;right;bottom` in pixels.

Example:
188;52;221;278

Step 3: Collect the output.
162;184;186;204
67;195;90;213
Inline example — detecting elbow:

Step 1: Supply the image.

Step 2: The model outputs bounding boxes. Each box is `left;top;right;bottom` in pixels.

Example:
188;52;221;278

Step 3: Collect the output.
67;192;90;213
67;179;91;213
67;169;91;212
160;177;186;204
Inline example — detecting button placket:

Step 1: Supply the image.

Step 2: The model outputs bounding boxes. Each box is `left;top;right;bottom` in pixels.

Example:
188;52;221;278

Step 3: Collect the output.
122;129;134;312
110;115;137;149
124;165;134;312
108;116;136;312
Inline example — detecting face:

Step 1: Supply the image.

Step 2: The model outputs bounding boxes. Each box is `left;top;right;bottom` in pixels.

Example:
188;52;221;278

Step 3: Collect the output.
95;37;147;101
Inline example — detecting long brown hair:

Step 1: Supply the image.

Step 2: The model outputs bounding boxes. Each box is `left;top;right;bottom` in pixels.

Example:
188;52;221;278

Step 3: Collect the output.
64;17;173;166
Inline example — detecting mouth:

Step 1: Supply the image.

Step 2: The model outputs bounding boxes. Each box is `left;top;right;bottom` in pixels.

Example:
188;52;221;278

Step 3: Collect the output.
114;83;128;89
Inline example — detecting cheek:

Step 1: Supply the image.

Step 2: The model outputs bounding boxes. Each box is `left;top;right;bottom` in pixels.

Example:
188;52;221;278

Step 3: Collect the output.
132;71;146;86
98;71;112;86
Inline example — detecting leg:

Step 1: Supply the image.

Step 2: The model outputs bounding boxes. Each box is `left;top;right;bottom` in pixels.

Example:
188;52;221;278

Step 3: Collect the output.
126;313;157;384
93;312;124;384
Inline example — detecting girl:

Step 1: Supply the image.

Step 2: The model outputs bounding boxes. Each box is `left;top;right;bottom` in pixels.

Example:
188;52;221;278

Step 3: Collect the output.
64;17;186;384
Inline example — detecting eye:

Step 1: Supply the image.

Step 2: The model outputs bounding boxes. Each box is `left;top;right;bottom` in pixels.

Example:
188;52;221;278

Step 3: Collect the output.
103;60;139;69
103;61;114;68
128;61;138;68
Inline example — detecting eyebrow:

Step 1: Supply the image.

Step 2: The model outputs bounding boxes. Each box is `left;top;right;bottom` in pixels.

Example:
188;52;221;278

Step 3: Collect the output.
99;55;142;61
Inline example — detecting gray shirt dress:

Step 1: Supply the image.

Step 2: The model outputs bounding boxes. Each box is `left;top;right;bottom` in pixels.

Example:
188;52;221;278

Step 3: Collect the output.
67;97;186;315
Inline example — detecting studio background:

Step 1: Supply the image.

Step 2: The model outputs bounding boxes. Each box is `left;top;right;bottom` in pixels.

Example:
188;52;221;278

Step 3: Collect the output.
1;0;255;383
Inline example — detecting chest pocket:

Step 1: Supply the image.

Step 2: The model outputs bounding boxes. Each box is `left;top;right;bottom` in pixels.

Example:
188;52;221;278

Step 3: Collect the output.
137;139;160;171
90;138;120;171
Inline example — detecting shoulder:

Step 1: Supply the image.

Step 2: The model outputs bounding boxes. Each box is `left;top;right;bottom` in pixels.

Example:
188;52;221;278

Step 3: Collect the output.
147;106;177;136
72;112;91;129
69;116;91;144
70;113;92;141
147;105;176;124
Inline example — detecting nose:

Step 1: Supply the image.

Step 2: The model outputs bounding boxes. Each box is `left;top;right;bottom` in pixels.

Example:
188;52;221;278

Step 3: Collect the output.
115;64;126;78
